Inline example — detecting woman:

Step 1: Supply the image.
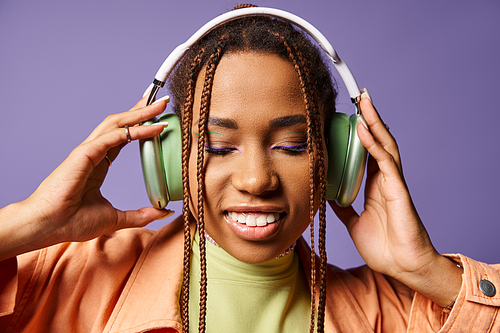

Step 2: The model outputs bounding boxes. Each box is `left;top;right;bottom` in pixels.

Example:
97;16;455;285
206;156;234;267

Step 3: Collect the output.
0;6;498;333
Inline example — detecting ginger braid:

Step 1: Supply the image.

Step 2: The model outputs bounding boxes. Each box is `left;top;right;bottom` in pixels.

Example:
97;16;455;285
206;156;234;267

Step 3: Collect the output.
269;29;328;333
181;47;206;333
169;8;337;333
294;43;328;333
195;37;226;333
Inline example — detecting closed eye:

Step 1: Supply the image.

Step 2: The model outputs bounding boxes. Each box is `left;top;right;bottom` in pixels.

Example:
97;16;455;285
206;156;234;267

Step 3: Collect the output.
270;142;308;155
193;131;240;156
204;145;239;155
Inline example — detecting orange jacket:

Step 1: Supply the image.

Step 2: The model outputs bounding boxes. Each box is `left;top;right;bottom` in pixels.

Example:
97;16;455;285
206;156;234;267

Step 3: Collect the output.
1;218;499;332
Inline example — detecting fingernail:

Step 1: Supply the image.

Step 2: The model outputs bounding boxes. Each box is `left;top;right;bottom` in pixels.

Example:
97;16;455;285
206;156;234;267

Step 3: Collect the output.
360;88;372;101
152;95;170;105
158;210;175;220
142;121;168;128
357;116;369;130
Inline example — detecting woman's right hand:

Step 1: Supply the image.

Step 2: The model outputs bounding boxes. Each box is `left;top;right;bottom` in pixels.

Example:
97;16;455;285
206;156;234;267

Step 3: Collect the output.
1;97;173;261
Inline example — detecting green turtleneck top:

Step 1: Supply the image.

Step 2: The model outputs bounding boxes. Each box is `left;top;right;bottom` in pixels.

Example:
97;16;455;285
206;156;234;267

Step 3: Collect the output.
189;231;311;332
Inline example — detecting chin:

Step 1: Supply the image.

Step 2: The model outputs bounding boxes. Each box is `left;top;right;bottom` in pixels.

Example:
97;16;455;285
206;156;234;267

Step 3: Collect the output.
221;239;295;264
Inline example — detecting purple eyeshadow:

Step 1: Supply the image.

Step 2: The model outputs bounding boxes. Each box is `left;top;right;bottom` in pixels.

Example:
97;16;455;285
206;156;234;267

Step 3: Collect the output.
269;142;308;152
207;145;242;153
194;138;242;154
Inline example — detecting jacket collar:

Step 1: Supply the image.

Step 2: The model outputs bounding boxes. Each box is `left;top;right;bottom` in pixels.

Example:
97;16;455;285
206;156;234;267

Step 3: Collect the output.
104;217;190;333
296;238;373;333
105;218;372;333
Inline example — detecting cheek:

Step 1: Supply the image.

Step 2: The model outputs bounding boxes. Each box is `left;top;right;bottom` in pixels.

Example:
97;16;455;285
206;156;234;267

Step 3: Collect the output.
277;156;311;203
187;146;229;218
282;153;323;218
283;162;309;189
202;157;231;208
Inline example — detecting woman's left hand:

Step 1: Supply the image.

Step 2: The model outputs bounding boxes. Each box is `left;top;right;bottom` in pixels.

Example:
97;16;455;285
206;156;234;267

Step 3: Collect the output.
329;91;462;307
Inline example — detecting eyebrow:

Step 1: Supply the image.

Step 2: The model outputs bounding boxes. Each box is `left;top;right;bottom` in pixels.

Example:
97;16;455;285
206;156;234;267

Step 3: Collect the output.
194;117;238;129
195;114;306;130
269;114;306;128
207;117;238;129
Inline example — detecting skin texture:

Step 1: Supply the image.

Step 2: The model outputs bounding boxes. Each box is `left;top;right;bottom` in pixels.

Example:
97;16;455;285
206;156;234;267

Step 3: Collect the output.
188;52;319;264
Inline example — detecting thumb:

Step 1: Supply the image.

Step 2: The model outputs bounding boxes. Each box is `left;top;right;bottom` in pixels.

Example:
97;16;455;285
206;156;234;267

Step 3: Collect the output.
117;207;175;229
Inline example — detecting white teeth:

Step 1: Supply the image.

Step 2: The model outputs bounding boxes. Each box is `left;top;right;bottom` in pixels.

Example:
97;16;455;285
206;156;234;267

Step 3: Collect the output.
246;215;256;226
256;215;267;226
228;212;281;227
231;212;239;222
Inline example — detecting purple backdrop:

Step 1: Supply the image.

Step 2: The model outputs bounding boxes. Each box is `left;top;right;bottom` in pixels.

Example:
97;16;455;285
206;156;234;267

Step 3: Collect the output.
1;0;499;268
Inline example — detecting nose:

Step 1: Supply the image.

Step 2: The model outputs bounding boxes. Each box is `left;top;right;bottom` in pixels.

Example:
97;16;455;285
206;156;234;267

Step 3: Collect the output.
232;152;279;195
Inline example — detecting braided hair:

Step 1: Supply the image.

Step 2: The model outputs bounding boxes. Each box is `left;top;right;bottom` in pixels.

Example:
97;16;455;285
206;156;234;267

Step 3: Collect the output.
168;5;337;333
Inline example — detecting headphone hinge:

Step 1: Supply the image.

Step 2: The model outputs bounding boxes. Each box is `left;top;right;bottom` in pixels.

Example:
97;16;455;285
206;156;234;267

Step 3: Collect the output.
351;95;362;115
146;79;165;106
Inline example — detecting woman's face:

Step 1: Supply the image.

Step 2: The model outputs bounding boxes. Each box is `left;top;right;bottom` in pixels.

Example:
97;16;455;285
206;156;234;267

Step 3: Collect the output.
189;51;322;264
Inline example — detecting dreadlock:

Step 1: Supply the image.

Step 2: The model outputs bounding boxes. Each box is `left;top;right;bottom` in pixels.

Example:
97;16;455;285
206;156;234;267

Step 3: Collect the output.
169;5;337;333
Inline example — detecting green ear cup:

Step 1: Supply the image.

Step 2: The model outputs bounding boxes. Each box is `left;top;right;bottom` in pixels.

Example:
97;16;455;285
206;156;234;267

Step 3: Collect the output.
139;113;182;209
327;113;368;207
326;113;350;200
158;113;183;201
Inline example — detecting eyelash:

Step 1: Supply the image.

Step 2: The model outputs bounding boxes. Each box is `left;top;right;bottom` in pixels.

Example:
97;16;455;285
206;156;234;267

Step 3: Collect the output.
270;142;308;155
203;142;308;156
204;145;238;156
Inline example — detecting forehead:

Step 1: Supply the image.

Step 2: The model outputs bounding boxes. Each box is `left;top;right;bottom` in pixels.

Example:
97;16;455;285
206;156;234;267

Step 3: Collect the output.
193;52;305;121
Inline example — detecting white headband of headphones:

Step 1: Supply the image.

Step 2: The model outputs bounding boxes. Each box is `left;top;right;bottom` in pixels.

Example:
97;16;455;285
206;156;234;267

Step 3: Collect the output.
145;7;360;102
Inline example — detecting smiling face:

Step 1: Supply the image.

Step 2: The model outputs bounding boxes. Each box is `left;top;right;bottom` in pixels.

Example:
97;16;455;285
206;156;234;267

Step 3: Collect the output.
189;51;323;264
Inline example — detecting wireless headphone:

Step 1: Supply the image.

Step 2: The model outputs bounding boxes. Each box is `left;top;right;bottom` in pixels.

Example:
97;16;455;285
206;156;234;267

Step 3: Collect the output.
139;7;367;209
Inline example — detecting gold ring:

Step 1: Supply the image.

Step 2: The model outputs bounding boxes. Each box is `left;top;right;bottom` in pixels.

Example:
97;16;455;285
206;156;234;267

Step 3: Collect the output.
105;155;112;166
125;125;131;143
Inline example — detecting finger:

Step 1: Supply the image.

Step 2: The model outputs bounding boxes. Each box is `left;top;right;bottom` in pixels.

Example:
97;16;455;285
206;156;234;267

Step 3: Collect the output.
102;142;127;165
359;95;400;163
129;89;151;110
81;123;167;168
357;121;402;180
129;94;170;113
84;98;169;143
116;97;170;128
117;207;175;229
328;200;359;232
